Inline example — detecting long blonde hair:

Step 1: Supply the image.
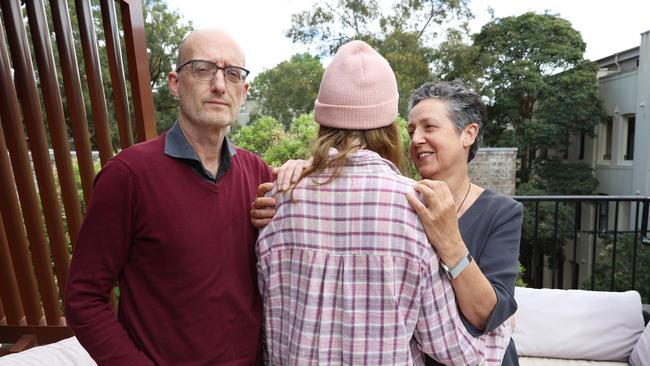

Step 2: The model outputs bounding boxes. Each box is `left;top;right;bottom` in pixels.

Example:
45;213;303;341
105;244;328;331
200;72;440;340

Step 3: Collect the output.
291;123;404;196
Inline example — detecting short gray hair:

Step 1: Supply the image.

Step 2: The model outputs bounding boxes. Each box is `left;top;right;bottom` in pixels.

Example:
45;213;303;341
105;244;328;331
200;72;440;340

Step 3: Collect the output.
408;80;485;162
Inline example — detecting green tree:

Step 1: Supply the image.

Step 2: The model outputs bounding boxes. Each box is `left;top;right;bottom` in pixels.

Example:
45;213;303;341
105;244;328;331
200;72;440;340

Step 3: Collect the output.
370;31;434;116
250;54;324;127
583;233;650;301
142;0;193;133
471;13;606;183
286;0;470;115
232;116;287;156
264;113;319;166
286;0;470;56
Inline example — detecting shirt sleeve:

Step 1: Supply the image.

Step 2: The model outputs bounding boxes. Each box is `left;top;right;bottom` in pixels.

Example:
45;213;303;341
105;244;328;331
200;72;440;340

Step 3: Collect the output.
463;199;524;336
415;256;511;365
64;158;154;366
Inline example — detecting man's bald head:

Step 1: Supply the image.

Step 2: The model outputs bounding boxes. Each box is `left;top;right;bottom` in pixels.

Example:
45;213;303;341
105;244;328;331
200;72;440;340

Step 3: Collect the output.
175;28;246;70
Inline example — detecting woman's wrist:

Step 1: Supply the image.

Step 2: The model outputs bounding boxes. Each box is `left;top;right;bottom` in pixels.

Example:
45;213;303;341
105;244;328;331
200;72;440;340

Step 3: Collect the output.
438;238;467;266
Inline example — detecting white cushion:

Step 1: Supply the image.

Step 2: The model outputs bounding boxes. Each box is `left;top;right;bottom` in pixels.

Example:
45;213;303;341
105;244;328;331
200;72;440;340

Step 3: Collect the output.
0;337;96;366
519;356;628;366
513;287;644;361
629;321;650;366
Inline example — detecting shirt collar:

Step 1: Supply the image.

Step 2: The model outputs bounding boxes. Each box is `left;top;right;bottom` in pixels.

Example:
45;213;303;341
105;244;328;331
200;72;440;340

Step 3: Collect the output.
164;120;236;181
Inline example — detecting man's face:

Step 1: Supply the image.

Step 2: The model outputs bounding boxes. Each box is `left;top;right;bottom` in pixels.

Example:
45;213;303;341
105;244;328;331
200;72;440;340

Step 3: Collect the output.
168;31;248;130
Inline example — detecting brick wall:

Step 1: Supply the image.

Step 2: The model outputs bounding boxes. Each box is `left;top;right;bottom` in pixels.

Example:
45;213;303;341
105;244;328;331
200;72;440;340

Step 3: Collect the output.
468;147;518;196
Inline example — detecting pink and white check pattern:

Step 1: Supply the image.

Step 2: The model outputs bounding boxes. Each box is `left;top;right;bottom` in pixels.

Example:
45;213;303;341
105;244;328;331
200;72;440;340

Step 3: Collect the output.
257;150;511;365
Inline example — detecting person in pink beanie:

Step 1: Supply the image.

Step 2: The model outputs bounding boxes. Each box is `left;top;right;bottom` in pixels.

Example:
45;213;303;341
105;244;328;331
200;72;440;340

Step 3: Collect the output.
255;40;511;365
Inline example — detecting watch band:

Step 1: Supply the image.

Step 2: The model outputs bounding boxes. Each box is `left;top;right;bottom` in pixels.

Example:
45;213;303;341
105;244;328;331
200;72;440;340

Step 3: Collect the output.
441;252;473;280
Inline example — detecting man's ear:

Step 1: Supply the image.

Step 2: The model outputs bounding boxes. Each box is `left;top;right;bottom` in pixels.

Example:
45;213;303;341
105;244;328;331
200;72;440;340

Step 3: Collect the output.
241;81;249;103
462;123;479;148
168;71;180;98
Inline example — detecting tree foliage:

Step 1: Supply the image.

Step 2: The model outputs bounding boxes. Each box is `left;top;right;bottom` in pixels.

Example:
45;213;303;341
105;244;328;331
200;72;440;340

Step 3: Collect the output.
250;53;324;127
286;0;470;56
369;31;434;116
584;233;650;301
233;113;415;172
286;0;470;115
470;13;606;184
142;0;193;133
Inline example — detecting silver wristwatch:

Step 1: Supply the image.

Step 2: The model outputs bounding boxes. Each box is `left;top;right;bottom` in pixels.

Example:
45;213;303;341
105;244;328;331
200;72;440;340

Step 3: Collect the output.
441;252;473;280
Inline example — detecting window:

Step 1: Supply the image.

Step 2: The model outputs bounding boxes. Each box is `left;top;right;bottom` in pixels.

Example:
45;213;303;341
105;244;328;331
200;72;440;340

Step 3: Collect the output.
577;132;585;160
602;117;613;160
624;115;635;160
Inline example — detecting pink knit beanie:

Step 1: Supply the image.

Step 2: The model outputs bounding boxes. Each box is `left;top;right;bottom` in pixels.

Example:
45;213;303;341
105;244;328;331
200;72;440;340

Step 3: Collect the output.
314;40;398;130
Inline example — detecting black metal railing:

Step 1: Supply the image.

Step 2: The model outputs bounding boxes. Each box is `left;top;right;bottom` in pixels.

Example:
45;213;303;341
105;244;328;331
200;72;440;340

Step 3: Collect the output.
513;195;650;303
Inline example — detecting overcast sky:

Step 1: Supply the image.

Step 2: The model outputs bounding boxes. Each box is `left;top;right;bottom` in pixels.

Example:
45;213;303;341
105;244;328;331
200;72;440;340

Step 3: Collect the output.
164;0;650;78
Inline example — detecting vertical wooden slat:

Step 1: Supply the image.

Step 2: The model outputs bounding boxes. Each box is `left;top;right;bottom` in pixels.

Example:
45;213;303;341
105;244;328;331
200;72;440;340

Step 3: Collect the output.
120;0;157;142
101;0;134;149
0;201;25;325
75;0;114;165
26;0;79;299
0;25;44;325
49;0;96;206
0;0;64;326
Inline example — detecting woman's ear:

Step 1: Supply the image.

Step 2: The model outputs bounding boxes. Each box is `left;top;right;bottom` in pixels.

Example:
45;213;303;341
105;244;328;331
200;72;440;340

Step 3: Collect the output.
462;123;480;148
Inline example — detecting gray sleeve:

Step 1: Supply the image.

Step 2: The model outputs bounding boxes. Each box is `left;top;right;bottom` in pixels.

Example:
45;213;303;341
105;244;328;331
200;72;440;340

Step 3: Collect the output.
462;197;523;336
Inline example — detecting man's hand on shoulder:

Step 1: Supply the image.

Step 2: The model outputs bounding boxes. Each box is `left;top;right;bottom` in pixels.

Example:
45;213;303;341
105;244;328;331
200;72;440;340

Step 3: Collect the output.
251;182;276;229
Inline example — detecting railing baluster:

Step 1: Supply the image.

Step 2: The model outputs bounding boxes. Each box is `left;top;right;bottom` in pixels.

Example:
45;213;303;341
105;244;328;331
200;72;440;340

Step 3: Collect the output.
0;184;25;325
49;0;96;207
610;201;619;291
533;201;541;288
591;201;599;290
0;0;62;326
572;201;580;289
632;201;640;289
101;0;135;149
552;201;559;288
75;0;114;165
26;0;80;301
120;0;157;141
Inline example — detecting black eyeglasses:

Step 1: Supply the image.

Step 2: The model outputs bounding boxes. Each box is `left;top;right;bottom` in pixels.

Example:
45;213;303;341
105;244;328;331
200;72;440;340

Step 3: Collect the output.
176;59;250;85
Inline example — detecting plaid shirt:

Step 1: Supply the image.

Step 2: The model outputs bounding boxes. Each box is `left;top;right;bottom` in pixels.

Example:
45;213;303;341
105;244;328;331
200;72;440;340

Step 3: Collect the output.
257;150;511;365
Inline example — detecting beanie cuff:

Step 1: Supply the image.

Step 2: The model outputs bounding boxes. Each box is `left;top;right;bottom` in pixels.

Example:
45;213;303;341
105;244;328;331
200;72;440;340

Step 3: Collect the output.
314;97;399;130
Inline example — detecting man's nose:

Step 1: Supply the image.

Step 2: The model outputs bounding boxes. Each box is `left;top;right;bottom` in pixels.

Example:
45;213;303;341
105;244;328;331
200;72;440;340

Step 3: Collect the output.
210;69;227;94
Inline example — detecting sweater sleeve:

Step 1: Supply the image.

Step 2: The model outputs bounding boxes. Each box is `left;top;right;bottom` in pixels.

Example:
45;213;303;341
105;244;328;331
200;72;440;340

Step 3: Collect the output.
464;198;523;336
64;158;154;366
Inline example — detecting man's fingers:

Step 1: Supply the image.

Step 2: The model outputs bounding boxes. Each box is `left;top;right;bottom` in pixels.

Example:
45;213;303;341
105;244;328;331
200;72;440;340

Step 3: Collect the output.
251;217;273;229
253;196;276;210
257;182;274;198
251;206;276;219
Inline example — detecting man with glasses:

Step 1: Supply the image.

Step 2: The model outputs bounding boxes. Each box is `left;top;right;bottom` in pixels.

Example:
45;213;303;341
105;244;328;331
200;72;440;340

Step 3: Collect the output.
65;28;272;366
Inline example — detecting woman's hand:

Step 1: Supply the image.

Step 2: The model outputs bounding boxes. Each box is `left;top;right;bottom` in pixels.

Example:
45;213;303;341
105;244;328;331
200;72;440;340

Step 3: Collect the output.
273;159;311;192
405;179;466;264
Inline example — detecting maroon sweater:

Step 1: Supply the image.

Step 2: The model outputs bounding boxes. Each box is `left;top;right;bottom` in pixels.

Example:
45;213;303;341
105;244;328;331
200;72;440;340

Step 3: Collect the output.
65;134;273;366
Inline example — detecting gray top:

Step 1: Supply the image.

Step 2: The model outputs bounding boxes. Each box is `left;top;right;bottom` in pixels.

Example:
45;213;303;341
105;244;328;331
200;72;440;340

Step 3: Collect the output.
427;188;523;366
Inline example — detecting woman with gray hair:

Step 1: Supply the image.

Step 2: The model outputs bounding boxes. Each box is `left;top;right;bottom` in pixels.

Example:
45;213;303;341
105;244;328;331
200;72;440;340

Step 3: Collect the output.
405;80;522;366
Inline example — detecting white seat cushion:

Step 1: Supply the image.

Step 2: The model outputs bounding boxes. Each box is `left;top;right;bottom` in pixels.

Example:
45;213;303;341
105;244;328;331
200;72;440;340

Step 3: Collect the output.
519;356;628;366
0;337;96;366
513;287;644;361
629;321;650;366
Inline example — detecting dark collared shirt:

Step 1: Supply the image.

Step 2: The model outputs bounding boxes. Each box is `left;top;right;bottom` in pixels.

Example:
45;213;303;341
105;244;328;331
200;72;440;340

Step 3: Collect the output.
164;121;236;183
